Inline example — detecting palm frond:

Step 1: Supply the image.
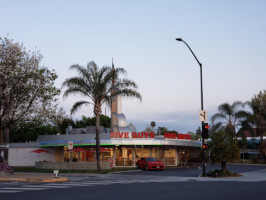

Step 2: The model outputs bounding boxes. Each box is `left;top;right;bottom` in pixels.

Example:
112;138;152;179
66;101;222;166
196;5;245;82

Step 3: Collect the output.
112;88;142;101
63;87;93;101
211;113;227;124
235;110;251;119
232;101;244;109
62;77;89;89
115;79;139;89
70;101;92;115
218;103;233;115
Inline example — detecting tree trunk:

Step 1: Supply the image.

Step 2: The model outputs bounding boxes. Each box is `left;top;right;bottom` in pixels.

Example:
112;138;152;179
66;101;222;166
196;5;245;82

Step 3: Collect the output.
4;127;9;165
0;127;3;163
260;135;264;161
221;162;226;173
95;114;101;171
0;127;3;143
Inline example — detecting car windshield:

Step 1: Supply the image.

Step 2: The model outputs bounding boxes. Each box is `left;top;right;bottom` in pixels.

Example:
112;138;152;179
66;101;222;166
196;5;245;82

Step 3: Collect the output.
145;158;158;161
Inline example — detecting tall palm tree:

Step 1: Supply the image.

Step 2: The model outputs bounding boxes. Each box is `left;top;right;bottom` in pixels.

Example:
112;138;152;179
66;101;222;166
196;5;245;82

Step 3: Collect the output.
211;101;246;137
62;61;142;170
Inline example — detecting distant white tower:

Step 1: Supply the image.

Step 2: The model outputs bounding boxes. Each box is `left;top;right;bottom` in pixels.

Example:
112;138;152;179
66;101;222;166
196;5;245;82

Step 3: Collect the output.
111;59;131;133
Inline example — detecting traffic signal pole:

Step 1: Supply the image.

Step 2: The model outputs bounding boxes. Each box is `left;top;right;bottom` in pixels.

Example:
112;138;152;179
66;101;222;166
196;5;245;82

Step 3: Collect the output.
176;38;206;177
200;65;207;177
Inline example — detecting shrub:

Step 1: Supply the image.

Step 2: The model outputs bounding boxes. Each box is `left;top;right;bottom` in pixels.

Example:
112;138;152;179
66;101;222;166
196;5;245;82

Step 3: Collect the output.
208;169;237;177
0;163;13;171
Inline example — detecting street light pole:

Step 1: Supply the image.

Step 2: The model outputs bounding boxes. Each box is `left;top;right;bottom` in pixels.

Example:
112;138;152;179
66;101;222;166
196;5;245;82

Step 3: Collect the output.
176;38;206;176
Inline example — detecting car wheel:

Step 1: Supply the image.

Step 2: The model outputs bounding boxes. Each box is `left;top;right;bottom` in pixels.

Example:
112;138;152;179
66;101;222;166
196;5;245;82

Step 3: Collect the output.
145;165;149;171
136;164;140;169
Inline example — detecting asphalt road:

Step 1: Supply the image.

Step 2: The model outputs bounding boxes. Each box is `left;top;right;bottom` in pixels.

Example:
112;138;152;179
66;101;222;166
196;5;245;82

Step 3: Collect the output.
118;164;266;177
1;181;266;200
1;164;266;200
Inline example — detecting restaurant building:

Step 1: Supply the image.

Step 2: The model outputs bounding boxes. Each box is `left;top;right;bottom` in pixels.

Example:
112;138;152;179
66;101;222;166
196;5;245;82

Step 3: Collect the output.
36;130;201;168
8;66;201;168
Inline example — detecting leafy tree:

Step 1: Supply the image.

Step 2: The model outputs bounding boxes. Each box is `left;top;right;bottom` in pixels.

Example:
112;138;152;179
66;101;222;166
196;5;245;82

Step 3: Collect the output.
143;127;153;133
157;127;168;135
50;108;71;134
0;37;60;163
239;90;266;160
188;131;201;140
57;117;75;134
196;126;202;135
99;115;111;128
75;115;111;129
209;130;240;173
211;101;246;138
128;122;137;132
167;130;178;134
10;123;57;142
75;115;95;128
62;61;141;170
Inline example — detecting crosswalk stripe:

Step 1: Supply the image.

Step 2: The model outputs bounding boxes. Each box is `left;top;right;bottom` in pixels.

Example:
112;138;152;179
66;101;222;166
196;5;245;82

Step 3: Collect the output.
129;180;150;183
41;183;91;186
23;185;71;189
1;187;48;191
0;190;22;193
44;183;94;186
2;182;19;185
149;180;166;183
0;179;163;194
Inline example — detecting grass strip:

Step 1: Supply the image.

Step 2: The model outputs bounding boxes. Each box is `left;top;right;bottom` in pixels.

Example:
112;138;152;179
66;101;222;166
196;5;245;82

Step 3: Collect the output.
12;167;136;174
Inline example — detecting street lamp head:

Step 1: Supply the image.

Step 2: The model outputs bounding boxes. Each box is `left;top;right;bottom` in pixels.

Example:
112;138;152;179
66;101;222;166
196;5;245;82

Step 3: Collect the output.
176;38;183;41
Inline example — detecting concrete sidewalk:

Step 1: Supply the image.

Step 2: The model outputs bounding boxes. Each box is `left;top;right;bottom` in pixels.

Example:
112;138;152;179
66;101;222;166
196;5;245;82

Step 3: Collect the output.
1;168;266;183
0;172;68;182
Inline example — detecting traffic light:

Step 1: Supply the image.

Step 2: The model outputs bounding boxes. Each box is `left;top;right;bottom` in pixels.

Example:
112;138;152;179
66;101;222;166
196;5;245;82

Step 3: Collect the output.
202;122;209;139
202;144;208;150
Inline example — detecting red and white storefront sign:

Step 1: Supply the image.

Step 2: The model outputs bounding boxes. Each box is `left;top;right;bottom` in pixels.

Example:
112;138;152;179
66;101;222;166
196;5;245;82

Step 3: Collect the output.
164;133;191;140
111;132;155;139
110;132;191;140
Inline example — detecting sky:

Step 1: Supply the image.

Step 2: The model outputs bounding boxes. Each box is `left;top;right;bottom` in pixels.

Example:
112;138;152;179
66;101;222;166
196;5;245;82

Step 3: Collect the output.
1;0;266;133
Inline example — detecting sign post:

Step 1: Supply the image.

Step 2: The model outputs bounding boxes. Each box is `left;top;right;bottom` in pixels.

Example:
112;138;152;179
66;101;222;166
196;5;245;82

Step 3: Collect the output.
68;141;73;174
199;110;207;122
68;141;73;150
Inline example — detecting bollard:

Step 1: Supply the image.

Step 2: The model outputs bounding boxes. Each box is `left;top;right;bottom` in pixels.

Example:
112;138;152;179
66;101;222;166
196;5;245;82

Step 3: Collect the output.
53;170;59;178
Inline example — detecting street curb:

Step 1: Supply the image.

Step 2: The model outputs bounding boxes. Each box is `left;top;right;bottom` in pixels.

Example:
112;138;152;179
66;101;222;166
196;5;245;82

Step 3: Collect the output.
108;169;141;174
0;176;68;183
228;163;266;166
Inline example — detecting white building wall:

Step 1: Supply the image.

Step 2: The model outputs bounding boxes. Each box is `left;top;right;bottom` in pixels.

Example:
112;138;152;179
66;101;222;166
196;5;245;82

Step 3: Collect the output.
8;147;55;166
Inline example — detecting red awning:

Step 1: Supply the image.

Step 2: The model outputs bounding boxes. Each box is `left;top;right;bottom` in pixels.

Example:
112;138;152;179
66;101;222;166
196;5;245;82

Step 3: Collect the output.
92;148;111;152
71;148;89;152
30;149;50;153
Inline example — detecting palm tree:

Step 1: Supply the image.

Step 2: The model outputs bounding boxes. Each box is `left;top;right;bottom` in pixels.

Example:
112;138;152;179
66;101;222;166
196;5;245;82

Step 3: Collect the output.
62;61;142;170
150;121;156;132
211;101;246;138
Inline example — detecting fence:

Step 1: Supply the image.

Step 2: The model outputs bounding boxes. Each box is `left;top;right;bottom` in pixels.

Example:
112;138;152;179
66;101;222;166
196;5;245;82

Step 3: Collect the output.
35;161;111;170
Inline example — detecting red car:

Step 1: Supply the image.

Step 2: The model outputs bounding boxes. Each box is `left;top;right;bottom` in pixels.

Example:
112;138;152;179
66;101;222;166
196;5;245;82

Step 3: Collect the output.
136;157;164;171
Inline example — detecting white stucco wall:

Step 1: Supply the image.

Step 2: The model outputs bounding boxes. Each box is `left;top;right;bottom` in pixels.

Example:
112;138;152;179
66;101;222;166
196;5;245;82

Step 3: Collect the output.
8;147;55;166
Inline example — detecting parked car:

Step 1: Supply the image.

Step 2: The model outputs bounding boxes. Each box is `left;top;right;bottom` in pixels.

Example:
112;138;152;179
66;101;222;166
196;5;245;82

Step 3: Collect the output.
136;157;164;171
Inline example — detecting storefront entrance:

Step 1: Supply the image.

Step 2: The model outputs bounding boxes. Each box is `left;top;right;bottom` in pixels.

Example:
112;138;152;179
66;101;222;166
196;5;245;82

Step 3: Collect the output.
115;147;134;166
64;147;113;163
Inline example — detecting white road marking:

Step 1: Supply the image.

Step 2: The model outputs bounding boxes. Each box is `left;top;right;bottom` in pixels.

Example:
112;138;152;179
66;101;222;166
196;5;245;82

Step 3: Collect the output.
0;190;22;193
23;185;71;189
0;179;162;194
1;187;48;191
2;182;19;185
